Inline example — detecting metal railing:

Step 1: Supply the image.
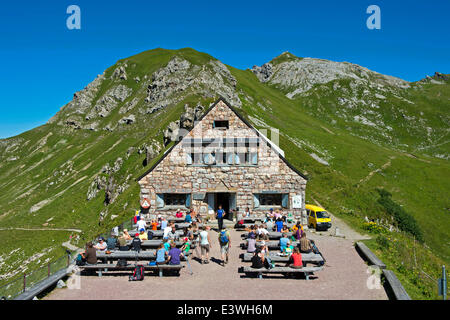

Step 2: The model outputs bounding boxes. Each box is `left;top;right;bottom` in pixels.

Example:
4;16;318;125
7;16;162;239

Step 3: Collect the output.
0;217;136;300
0;251;76;300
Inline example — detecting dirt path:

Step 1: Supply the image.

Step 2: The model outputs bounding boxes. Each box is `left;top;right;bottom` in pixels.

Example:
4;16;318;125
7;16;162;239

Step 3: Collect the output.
44;228;386;300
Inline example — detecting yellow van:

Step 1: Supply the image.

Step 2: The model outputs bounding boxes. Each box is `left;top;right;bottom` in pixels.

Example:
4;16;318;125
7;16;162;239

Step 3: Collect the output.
306;204;332;231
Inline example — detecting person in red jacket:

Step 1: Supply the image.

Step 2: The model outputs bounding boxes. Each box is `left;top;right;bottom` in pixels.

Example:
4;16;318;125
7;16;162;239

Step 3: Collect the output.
286;247;303;269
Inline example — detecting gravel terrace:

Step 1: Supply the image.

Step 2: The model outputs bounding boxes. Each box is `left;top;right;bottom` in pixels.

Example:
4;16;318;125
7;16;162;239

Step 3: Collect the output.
45;228;387;300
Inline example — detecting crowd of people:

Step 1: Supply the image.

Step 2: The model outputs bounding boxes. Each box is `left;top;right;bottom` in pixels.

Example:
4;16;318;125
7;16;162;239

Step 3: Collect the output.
77;206;318;275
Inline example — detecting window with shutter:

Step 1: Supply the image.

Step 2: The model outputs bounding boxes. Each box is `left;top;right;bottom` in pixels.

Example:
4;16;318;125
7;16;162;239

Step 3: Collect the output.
156;194;164;208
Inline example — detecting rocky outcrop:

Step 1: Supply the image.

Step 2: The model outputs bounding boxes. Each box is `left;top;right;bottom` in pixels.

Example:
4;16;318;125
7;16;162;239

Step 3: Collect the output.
144;56;241;116
86;175;107;200
86;85;132;119
112;64;128;81
163;121;180;146
251;63;273;82
118;114;135;125
252;56;410;99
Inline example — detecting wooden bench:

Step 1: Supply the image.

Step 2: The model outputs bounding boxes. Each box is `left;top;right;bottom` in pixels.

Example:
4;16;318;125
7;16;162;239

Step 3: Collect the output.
96;250;190;262
79;263;184;277
241;252;323;264
241;231;294;239
240;240;300;250
241;266;323;280
125;240;189;248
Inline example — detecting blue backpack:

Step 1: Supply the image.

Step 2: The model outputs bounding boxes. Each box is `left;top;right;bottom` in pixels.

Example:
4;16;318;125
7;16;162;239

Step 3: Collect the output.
219;231;228;244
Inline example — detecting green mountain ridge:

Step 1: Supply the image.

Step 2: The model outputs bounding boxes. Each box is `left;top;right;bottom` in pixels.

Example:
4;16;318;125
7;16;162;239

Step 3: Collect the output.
0;47;449;299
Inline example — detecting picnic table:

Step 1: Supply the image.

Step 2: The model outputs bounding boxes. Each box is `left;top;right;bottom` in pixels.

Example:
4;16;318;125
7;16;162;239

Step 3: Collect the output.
235;223;294;230
241;231;294;239
241;252;323;264
240;240;300;250
79;263;184;277
96;250;190;262
125;240;187;248
240;266;323;280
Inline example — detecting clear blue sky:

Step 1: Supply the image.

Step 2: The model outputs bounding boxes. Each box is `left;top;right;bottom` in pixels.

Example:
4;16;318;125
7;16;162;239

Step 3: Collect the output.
0;0;449;138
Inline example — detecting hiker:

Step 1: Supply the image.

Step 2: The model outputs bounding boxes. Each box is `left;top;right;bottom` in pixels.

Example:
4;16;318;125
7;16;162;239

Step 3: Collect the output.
151;220;158;231
161;217;168;230
216;205;225;231
292;222;303;240
185;225;194;241
265;217;275;232
167;241;183;265
80;242;97;265
257;225;269;240
251;248;270;269
137;217;147;231
299;232;313;254
131;233;142;252
185;211;192;223
139;228;148;240
168;225;178;240
181;237;191;256
199;226;211;264
163;222;173;239
106;234;117;250
118;235;128;251
94;237;107;251
281;224;290;234
122;229;132;240
176;209;183;219
163;238;171;252
279;233;290;253
218;227;231;266
156;243;168;265
243;207;251;218
286;247;303;269
275;218;284;233
247;232;257;253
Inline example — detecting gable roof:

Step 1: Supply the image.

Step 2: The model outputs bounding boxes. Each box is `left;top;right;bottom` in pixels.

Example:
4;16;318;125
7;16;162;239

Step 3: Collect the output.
136;97;308;181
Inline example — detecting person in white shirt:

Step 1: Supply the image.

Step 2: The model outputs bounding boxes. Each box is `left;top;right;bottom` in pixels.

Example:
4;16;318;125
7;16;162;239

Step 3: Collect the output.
137;218;147;231
94;237;107;251
258;226;269;240
163;223;173;239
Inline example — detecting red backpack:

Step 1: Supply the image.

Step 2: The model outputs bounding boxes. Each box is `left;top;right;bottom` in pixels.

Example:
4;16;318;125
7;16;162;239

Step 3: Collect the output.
129;265;145;281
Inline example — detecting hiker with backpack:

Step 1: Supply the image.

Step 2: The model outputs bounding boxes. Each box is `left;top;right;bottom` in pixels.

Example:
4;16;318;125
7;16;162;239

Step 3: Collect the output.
218;227;231;266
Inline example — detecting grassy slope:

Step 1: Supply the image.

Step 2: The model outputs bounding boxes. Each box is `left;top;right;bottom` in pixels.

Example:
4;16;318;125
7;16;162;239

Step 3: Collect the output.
228;66;449;299
0;48;448;299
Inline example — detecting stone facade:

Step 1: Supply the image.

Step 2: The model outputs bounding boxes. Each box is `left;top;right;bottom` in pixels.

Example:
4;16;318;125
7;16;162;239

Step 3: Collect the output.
138;99;307;222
